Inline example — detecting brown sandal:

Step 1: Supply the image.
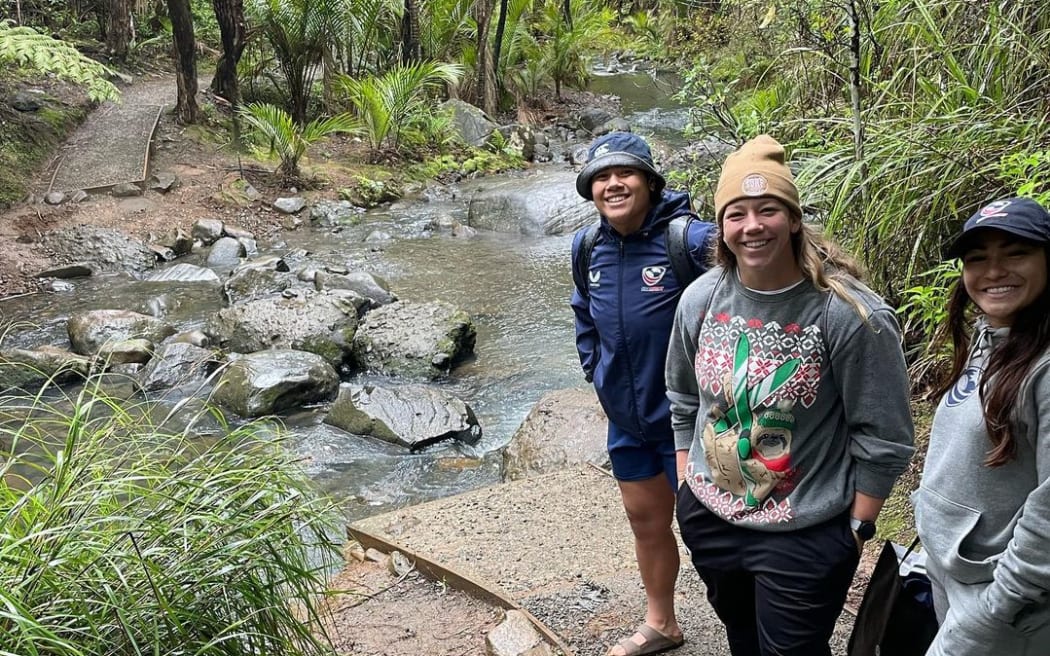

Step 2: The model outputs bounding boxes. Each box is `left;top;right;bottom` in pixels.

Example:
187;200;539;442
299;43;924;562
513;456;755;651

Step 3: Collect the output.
606;624;685;656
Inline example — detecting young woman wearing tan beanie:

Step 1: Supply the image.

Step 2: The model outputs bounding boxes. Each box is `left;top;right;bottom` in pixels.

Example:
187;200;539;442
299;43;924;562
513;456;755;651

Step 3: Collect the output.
664;135;915;655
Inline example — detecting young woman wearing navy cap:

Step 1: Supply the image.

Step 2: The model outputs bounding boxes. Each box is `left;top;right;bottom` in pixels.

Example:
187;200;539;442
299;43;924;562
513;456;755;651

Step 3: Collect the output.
914;196;1050;655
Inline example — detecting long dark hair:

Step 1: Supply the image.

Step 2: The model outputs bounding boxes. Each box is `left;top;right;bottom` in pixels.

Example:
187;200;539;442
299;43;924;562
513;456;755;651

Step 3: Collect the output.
932;245;1050;466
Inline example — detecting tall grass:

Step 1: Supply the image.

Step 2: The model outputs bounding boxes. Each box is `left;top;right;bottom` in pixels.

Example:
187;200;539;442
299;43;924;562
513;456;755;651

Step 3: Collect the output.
0;375;341;656
793;0;1050;296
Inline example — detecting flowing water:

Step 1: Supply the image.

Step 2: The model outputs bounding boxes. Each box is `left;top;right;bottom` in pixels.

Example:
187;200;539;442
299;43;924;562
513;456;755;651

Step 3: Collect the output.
1;72;688;521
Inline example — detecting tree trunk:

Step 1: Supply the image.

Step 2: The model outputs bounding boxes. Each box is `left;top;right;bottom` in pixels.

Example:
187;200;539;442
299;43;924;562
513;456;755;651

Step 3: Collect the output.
492;0;508;87
473;0;497;116
167;0;198;124
847;0;871;254
105;0;132;60
210;0;246;105
562;0;572;30
400;0;421;64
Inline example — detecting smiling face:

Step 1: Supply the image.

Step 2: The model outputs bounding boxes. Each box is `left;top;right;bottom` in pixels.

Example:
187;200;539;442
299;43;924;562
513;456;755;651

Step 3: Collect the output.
721;197;803;290
961;230;1048;328
590;166;653;236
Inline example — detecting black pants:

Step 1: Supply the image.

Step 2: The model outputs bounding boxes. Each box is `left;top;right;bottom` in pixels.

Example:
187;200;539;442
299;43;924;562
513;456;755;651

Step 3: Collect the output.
676;486;859;656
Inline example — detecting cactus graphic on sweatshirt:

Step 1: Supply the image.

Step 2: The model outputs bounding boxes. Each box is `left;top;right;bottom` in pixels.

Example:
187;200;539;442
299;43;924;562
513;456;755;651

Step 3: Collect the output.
702;332;802;508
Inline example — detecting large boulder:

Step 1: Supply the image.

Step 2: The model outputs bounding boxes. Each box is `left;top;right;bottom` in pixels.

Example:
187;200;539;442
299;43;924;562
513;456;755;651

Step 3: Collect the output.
325;383;481;450
502;388;609;481
38;226;157;276
204;290;364;367
0;347;92;393
212;349;339;417
442;98;497;146
139;342;221;392
351;300;475;380
466;169;596;235
67;309;175;356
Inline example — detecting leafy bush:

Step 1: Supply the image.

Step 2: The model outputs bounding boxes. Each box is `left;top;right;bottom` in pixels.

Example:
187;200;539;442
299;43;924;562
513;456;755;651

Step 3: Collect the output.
0;378;341;655
896;259;961;385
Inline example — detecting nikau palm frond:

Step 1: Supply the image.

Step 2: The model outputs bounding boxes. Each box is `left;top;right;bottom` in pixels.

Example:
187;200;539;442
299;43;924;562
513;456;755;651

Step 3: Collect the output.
239;102;358;179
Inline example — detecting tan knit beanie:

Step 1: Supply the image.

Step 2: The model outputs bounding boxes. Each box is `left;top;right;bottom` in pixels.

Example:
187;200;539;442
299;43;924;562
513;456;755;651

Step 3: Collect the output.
714;135;801;221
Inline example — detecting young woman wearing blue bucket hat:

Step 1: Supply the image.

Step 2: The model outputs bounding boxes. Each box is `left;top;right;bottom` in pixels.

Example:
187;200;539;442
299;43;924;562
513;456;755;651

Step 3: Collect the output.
571;131;716;656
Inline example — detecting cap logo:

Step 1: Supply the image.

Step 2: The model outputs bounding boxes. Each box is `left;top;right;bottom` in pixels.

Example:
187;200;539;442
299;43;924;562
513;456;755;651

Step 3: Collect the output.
741;174;768;196
592;143;611;159
976;199;1012;223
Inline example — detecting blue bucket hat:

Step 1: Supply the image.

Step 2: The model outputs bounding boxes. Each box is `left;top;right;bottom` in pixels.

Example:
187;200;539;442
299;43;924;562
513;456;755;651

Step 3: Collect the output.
575;132;666;200
947;197;1050;258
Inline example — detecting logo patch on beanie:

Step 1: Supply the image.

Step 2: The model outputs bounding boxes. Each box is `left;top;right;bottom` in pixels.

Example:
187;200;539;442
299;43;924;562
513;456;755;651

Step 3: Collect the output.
741;174;768;196
592;143;611;159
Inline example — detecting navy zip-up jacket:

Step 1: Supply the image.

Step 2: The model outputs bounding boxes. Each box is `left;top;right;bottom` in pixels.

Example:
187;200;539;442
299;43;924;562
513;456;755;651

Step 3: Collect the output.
571;189;715;440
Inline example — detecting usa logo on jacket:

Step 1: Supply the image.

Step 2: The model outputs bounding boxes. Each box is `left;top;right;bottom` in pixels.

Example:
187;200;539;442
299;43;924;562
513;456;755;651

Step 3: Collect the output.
641;266;667;292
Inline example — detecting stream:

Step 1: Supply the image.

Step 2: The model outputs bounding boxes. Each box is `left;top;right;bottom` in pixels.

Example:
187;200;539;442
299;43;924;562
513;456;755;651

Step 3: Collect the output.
0;72;689;522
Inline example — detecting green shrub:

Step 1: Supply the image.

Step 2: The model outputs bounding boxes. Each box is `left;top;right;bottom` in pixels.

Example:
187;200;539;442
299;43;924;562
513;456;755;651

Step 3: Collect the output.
0;377;341;655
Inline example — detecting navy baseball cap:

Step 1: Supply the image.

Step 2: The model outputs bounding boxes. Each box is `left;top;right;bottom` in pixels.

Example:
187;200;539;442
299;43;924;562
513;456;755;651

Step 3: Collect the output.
947;197;1050;258
575;131;666;200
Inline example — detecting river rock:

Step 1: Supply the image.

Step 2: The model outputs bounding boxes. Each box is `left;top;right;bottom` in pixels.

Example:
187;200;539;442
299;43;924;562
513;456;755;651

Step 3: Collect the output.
39;226;157;276
351;300;475;380
310;200;363;225
273;196;307;214
314;271;397;308
212;349;339;417
486;610;552;656
139;342;219;391
154;226;193;256
0;346;92;393
577;107;616;133
442;98;497;146
223;264;302;304
149;171;177;193
110;182;143;198
223;225;255;241
662;137;736;192
44;191;66;205
36;262;94;279
192;218;225;245
146;263;221;283
206;236;246;271
325;383;481;450
502;388;609;481
96;338;155;365
67;309;176;356
205;290;363;367
466;169;596;235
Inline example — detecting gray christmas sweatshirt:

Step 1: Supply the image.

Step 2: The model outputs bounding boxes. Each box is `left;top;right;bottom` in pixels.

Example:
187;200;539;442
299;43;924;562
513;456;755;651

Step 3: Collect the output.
665;267;914;530
914;319;1050;655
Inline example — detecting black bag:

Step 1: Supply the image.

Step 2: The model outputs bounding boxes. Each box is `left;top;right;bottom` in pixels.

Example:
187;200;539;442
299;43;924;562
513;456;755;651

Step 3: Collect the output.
848;538;940;656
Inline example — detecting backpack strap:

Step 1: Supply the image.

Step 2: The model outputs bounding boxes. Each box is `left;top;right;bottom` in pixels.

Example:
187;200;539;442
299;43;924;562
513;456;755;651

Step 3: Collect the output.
666;215;702;290
572;222;602;299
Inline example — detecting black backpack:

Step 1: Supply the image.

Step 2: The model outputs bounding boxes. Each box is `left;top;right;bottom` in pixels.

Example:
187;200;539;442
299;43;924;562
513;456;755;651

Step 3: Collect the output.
572;215;705;299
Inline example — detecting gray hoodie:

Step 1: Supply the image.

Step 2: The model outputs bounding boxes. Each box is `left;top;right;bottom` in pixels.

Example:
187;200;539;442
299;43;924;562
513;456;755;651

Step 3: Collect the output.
914;318;1050;655
666;267;914;530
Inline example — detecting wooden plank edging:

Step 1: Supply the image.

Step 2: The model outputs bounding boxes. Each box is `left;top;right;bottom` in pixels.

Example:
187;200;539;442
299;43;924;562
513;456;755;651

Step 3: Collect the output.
347;523;577;656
